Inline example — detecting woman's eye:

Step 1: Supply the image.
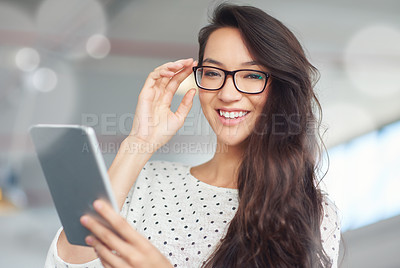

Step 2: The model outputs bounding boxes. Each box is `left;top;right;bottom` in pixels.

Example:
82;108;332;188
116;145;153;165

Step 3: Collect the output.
245;73;263;80
204;71;221;77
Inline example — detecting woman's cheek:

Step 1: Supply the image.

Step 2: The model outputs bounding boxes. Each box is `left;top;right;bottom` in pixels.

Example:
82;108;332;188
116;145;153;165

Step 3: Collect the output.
199;93;214;121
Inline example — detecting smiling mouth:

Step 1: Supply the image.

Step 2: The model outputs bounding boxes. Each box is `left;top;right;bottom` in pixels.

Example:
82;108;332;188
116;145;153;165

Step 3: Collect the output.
217;109;250;119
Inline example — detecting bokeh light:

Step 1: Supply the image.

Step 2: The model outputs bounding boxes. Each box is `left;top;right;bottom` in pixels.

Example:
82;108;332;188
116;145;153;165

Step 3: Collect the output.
21;61;78;125
32;68;58;92
15;48;40;72
344;25;400;98
86;34;111;59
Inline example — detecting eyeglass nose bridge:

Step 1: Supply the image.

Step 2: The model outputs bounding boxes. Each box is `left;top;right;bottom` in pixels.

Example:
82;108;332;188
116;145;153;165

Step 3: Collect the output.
219;69;240;91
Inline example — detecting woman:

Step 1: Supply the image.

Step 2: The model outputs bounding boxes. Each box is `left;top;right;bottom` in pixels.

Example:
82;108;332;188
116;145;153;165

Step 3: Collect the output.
45;3;340;268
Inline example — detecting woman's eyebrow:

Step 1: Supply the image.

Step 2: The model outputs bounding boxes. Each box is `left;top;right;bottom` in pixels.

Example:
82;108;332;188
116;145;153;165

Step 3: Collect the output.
203;58;222;66
203;58;260;67
242;60;259;66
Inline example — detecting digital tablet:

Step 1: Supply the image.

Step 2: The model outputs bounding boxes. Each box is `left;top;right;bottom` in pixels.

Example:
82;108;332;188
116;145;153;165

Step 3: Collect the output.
29;124;119;246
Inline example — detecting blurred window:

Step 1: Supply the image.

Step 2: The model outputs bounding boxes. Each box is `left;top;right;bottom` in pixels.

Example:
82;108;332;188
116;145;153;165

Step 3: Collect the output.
323;120;400;231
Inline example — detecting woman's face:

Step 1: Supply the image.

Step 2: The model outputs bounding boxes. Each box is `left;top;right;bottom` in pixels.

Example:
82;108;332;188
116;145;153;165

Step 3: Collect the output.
198;27;270;147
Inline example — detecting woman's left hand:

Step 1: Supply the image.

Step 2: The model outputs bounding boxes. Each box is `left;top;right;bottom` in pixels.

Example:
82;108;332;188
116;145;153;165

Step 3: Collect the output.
80;200;173;268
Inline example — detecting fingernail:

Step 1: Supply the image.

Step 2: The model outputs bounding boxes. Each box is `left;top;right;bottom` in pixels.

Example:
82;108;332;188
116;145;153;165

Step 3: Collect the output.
81;216;88;225
94;200;102;210
86;236;94;245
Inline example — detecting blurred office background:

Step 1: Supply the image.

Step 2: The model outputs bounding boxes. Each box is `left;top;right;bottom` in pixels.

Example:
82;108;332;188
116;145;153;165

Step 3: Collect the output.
0;0;399;267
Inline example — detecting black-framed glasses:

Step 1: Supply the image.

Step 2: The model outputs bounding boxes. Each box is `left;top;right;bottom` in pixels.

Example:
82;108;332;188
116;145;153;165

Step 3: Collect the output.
193;66;270;94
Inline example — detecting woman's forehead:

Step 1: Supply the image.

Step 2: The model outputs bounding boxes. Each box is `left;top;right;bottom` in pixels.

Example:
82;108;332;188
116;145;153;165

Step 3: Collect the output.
203;28;256;68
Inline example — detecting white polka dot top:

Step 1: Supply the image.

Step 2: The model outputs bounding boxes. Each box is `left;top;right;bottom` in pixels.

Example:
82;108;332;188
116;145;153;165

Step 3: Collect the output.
45;160;341;268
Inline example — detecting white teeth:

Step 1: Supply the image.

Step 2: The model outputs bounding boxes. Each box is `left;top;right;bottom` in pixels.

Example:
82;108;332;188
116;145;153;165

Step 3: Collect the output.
219;110;248;119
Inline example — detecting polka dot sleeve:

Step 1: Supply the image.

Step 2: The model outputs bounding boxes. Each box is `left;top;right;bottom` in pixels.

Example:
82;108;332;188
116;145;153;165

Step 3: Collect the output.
44;227;103;268
321;196;341;268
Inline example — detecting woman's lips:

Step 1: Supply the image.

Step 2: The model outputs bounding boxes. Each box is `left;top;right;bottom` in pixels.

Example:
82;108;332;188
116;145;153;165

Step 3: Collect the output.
216;109;250;126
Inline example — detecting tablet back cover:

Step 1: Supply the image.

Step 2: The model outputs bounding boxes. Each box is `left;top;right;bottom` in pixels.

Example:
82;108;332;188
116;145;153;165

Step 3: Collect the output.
30;125;115;246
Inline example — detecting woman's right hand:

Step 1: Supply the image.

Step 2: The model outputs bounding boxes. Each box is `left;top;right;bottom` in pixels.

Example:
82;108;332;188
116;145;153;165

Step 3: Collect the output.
128;58;197;152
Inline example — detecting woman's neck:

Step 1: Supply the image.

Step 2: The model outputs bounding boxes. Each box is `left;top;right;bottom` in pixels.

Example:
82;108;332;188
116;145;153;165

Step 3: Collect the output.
213;141;243;167
191;140;245;189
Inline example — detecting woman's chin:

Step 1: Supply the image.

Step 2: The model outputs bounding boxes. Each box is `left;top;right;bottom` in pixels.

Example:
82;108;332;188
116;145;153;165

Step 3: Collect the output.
216;133;249;148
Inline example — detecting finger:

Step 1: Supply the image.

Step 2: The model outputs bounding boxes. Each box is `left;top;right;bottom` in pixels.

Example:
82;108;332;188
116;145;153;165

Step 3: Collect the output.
153;59;193;89
155;59;193;74
165;60;196;94
81;215;134;259
174;88;196;122
154;58;191;73
174;58;194;65
98;255;113;268
155;60;193;89
92;200;149;245
144;61;186;89
144;69;174;90
161;58;193;70
161;61;197;106
86;236;130;268
139;70;169;103
155;76;172;93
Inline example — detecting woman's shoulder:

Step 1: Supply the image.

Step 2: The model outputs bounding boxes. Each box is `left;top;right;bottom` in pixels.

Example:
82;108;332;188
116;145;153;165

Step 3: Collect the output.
142;160;188;172
138;160;189;181
320;194;341;246
320;194;341;232
320;194;341;266
321;194;340;221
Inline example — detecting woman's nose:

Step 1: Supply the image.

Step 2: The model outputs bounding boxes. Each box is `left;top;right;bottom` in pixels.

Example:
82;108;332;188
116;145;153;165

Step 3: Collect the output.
217;76;242;102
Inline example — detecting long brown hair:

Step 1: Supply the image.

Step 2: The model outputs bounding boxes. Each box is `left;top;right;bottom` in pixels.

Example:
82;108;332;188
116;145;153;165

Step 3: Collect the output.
198;4;331;267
